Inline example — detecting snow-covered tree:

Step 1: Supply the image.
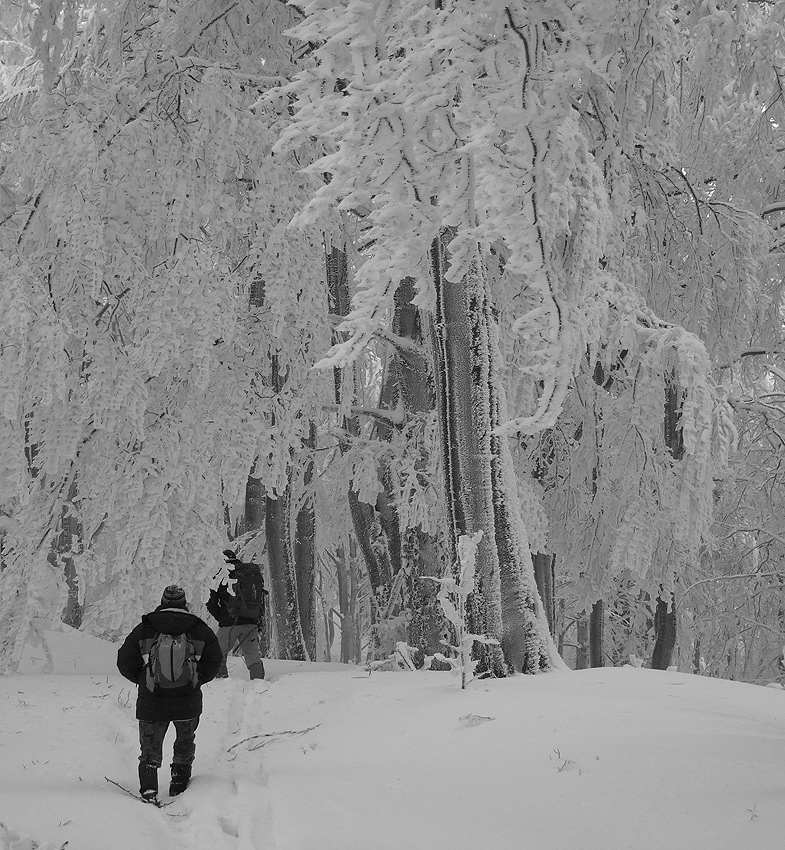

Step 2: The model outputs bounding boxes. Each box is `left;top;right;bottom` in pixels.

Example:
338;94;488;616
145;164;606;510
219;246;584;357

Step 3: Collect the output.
276;0;762;673
0;0;330;669
529;0;785;671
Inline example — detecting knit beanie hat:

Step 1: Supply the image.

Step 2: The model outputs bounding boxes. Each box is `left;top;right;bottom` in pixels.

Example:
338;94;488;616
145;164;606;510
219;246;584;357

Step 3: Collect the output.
161;585;187;609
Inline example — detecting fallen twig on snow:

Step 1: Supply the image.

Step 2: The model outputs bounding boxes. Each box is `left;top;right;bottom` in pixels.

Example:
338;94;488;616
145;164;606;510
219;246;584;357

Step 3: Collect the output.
227;724;321;753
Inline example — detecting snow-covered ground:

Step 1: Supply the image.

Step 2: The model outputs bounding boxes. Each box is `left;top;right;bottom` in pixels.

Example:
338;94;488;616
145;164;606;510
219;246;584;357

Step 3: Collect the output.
2;626;785;850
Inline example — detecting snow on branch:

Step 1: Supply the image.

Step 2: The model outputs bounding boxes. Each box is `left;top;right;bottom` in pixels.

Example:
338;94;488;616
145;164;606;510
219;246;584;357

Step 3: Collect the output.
371;327;426;362
321;403;406;428
716;349;785;369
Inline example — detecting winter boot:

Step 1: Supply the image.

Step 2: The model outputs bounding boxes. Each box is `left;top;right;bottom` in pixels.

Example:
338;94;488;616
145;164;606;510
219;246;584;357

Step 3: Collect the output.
169;763;192;796
248;661;265;680
139;762;158;800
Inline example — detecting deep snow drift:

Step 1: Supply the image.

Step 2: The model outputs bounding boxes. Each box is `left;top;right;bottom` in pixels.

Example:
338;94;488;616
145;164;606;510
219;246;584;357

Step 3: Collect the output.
2;625;785;850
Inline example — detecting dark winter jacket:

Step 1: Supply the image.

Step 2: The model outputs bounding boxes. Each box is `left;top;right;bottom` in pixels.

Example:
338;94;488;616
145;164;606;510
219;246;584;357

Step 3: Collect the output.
206;582;237;628
116;607;222;722
207;581;259;628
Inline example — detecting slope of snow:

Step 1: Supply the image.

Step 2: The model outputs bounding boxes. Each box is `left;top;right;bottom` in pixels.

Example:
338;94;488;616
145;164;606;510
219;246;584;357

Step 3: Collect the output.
2;625;785;850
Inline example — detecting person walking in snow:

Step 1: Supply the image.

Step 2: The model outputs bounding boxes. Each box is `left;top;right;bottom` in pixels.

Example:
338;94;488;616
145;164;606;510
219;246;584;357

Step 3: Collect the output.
206;549;267;681
117;585;222;801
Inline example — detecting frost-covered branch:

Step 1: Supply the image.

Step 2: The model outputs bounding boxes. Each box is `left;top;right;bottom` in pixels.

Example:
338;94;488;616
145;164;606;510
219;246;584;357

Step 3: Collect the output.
679;572;782;606
717;349;785;369
322;404;405;428
371;327;426;364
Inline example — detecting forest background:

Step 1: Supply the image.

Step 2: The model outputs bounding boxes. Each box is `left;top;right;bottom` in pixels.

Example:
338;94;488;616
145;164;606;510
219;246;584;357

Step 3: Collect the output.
1;0;785;684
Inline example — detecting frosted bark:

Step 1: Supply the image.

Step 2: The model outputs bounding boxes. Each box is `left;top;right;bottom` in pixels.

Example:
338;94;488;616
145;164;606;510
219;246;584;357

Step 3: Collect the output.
430;234;508;674
374;276;444;660
650;377;683;670
491;430;554;673
266;489;308;661
294;422;318;661
390;280;444;659
327;242;393;599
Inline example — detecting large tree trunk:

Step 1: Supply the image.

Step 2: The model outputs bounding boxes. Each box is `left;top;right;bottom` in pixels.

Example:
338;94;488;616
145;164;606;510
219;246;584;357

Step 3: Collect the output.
491;437;551;673
57;474;82;629
345;486;390;593
589;600;604;668
54;476;82;628
488;314;552;674
266;488;308;660
265;353;308;661
576;617;589;670
33;434;82;629
392;279;444;659
431;235;505;676
244;474;270;655
405;528;445;666
294;422;317;660
430;232;551;675
373;347;403;584
651;597;677;670
327;240;392;656
651;376;683;670
245;475;264;532
335;544;362;664
532;553;556;638
376;277;444;661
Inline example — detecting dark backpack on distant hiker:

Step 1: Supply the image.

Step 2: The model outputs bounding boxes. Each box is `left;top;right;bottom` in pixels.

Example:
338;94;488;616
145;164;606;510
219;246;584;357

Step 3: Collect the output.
230;562;266;621
145;632;199;694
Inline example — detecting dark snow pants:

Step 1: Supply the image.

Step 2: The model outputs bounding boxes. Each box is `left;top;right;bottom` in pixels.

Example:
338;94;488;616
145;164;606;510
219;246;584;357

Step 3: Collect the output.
138;718;200;768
